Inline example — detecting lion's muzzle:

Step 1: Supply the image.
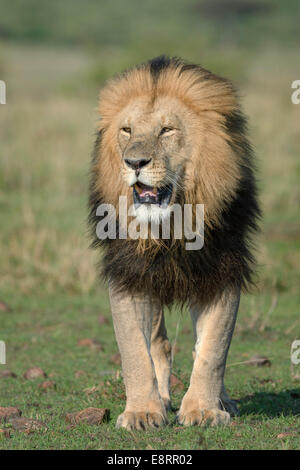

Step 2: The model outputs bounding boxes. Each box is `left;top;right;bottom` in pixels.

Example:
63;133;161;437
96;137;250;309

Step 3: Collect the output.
133;182;173;208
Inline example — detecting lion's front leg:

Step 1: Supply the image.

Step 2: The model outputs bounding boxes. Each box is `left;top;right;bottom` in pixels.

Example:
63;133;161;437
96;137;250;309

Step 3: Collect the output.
109;285;168;430
178;289;240;427
150;307;172;411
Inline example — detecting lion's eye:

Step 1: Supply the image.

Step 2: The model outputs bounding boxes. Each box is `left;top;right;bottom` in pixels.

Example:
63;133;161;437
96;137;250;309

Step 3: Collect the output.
121;127;131;135
160;127;174;136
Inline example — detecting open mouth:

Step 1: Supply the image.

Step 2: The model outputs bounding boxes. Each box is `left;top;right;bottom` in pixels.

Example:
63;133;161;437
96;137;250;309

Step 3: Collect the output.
133;182;173;208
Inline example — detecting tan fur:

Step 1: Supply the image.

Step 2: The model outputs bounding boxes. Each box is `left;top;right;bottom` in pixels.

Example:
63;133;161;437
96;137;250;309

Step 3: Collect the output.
91;59;255;429
96;63;241;228
177;291;240;426
109;283;240;430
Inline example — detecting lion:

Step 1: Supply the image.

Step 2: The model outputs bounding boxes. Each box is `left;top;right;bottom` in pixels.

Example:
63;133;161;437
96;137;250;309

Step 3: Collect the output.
89;56;260;430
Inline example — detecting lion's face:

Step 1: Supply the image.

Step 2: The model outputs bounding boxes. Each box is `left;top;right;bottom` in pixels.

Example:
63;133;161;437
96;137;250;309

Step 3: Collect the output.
117;95;190;223
96;58;243;228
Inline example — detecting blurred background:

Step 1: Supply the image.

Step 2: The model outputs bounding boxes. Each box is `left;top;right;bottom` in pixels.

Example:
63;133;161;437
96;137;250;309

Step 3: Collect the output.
0;0;299;450
0;0;299;305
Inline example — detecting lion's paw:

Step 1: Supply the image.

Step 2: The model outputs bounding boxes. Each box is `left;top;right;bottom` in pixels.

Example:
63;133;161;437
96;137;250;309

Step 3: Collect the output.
116;411;168;431
162;397;171;411
177;408;230;427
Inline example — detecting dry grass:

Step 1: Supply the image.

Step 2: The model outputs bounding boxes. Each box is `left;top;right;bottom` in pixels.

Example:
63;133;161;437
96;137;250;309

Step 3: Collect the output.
0;45;98;294
0;43;299;297
0;40;300;451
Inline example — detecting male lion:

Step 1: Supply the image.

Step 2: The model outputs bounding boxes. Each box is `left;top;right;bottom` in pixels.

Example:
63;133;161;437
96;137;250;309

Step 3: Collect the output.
89;56;260;430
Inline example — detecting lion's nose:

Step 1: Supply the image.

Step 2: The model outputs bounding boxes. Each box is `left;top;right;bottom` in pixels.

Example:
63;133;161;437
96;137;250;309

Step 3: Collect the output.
124;158;152;171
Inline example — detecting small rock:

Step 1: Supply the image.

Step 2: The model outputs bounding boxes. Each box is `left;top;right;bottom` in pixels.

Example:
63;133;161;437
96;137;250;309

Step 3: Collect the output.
110;353;121;365
277;432;295;439
77;338;93;347
0;407;22;422
170;374;185;393
24;367;47;380
77;338;103;352
65;407;110;425
0;370;17;378
98;315;109;325
38;380;56;391
9;417;47;433
0;301;11;312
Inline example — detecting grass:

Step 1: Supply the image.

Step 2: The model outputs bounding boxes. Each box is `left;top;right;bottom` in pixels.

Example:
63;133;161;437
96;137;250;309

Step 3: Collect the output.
0;1;300;450
0;292;299;449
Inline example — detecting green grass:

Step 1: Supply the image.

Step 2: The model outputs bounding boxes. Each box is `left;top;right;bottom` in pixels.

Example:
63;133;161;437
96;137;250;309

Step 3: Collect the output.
0;291;299;449
0;2;300;450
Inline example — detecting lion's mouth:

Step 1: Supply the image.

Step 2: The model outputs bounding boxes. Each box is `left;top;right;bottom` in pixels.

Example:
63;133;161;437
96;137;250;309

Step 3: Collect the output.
133;182;173;208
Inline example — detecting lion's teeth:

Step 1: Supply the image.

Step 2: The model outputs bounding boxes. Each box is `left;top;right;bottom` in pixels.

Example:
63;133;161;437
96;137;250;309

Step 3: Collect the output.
134;184;143;194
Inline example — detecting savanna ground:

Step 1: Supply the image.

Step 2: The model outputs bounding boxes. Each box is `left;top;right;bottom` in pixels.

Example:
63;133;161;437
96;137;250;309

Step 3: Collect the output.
0;0;299;450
